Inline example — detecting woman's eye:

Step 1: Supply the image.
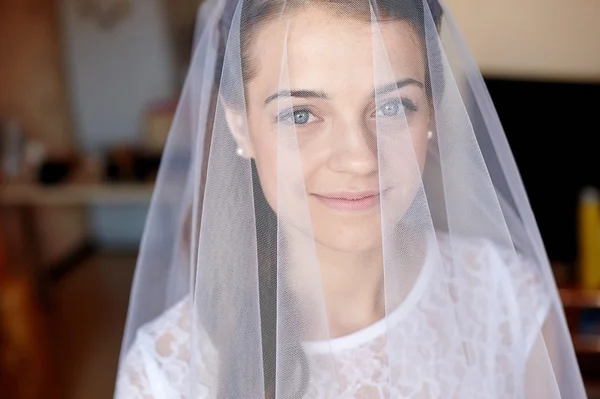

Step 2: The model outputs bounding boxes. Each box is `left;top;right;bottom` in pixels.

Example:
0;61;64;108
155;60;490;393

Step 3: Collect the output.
379;100;400;117
375;98;418;117
278;109;316;125
293;110;311;124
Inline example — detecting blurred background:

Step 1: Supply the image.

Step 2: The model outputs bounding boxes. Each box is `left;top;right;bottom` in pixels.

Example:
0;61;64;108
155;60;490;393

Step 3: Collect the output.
0;0;598;398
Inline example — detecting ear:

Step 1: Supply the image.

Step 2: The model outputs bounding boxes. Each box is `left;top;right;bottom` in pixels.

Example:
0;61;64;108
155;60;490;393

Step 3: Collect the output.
222;101;255;159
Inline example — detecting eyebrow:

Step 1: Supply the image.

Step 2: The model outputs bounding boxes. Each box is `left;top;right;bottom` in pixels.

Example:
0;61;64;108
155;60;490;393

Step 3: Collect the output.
263;78;424;106
264;90;329;106
372;78;424;97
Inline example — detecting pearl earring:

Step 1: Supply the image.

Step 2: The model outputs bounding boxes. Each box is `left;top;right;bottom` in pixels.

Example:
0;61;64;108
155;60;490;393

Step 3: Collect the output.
427;131;433;140
236;147;244;156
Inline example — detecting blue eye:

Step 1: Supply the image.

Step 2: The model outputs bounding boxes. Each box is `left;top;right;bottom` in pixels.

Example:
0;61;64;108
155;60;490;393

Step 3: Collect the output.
375;98;418;117
293;110;311;124
278;109;315;125
379;101;400;116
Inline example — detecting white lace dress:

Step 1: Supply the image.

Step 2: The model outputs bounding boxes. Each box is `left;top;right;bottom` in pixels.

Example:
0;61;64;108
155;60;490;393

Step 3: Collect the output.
114;235;551;398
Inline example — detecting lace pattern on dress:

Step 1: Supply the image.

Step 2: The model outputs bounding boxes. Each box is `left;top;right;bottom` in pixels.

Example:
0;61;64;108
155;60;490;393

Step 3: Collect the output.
114;235;551;399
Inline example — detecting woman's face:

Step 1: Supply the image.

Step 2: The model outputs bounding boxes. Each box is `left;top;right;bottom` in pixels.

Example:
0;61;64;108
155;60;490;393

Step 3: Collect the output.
232;6;431;253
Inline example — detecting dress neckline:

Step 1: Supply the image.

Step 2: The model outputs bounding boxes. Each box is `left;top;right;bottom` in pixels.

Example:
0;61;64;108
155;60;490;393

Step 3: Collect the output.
302;232;437;354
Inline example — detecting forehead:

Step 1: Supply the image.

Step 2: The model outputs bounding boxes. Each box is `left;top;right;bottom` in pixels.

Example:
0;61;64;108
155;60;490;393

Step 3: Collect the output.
248;6;426;97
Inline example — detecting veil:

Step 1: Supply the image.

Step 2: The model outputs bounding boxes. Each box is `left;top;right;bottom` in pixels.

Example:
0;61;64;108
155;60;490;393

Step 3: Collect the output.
115;0;587;397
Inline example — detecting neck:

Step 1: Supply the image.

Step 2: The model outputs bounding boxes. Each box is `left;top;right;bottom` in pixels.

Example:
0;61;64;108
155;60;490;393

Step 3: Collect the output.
283;225;430;340
284;227;385;338
315;242;385;337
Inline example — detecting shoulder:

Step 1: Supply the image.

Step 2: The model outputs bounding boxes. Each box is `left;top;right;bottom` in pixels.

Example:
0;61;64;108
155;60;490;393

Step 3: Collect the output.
435;232;552;349
114;297;218;398
436;232;548;292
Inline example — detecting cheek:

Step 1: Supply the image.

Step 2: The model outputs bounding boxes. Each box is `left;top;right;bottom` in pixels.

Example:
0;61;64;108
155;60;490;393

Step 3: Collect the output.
377;116;429;173
377;117;430;222
411;126;429;172
249;116;278;209
249;117;311;216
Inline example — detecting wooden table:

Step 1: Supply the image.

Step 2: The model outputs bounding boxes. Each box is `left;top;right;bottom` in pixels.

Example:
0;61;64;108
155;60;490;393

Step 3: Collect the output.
0;180;154;284
0;181;154;206
560;288;600;354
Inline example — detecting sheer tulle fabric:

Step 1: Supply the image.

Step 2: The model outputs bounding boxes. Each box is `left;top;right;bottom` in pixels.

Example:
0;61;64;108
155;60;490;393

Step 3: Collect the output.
114;0;586;397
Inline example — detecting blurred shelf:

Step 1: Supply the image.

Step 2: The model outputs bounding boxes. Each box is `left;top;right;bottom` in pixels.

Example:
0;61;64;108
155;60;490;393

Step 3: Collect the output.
560;288;600;309
573;334;600;354
0;182;154;205
587;381;600;399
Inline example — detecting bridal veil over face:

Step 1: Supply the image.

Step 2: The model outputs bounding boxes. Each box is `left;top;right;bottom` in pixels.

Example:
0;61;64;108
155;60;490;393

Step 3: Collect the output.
117;0;587;397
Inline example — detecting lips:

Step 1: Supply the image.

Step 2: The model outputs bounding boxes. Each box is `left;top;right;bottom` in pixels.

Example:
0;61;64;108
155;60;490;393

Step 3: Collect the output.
313;191;381;212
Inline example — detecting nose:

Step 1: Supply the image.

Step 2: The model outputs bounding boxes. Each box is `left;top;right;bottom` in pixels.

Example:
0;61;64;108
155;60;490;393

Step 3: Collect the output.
328;121;378;176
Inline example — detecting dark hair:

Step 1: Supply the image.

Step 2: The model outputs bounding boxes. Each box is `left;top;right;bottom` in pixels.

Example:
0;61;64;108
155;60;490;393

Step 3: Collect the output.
205;1;443;397
218;0;444;108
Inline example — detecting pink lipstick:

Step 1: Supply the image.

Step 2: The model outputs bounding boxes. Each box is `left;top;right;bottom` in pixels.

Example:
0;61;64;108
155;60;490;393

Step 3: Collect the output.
313;191;381;212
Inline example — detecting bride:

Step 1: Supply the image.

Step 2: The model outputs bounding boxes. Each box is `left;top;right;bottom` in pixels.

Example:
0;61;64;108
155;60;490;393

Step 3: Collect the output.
114;0;586;397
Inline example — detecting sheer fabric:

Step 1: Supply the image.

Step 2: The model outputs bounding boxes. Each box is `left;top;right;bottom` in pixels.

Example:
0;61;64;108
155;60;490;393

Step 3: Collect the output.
116;234;555;398
115;0;586;397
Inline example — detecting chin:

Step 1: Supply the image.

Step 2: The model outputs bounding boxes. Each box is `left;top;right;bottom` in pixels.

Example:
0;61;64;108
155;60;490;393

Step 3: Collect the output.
311;219;384;254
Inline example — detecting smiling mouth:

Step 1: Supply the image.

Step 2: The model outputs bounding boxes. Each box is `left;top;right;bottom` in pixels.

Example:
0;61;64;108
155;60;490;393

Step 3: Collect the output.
312;191;382;212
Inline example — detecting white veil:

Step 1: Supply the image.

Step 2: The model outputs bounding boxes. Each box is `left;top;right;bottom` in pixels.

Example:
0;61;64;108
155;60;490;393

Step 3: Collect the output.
115;0;587;397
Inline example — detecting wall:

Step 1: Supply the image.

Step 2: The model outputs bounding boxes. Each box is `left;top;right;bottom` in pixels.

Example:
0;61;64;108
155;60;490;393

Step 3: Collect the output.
445;0;600;81
0;0;87;269
0;0;73;151
59;0;176;246
60;0;177;150
162;0;205;74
